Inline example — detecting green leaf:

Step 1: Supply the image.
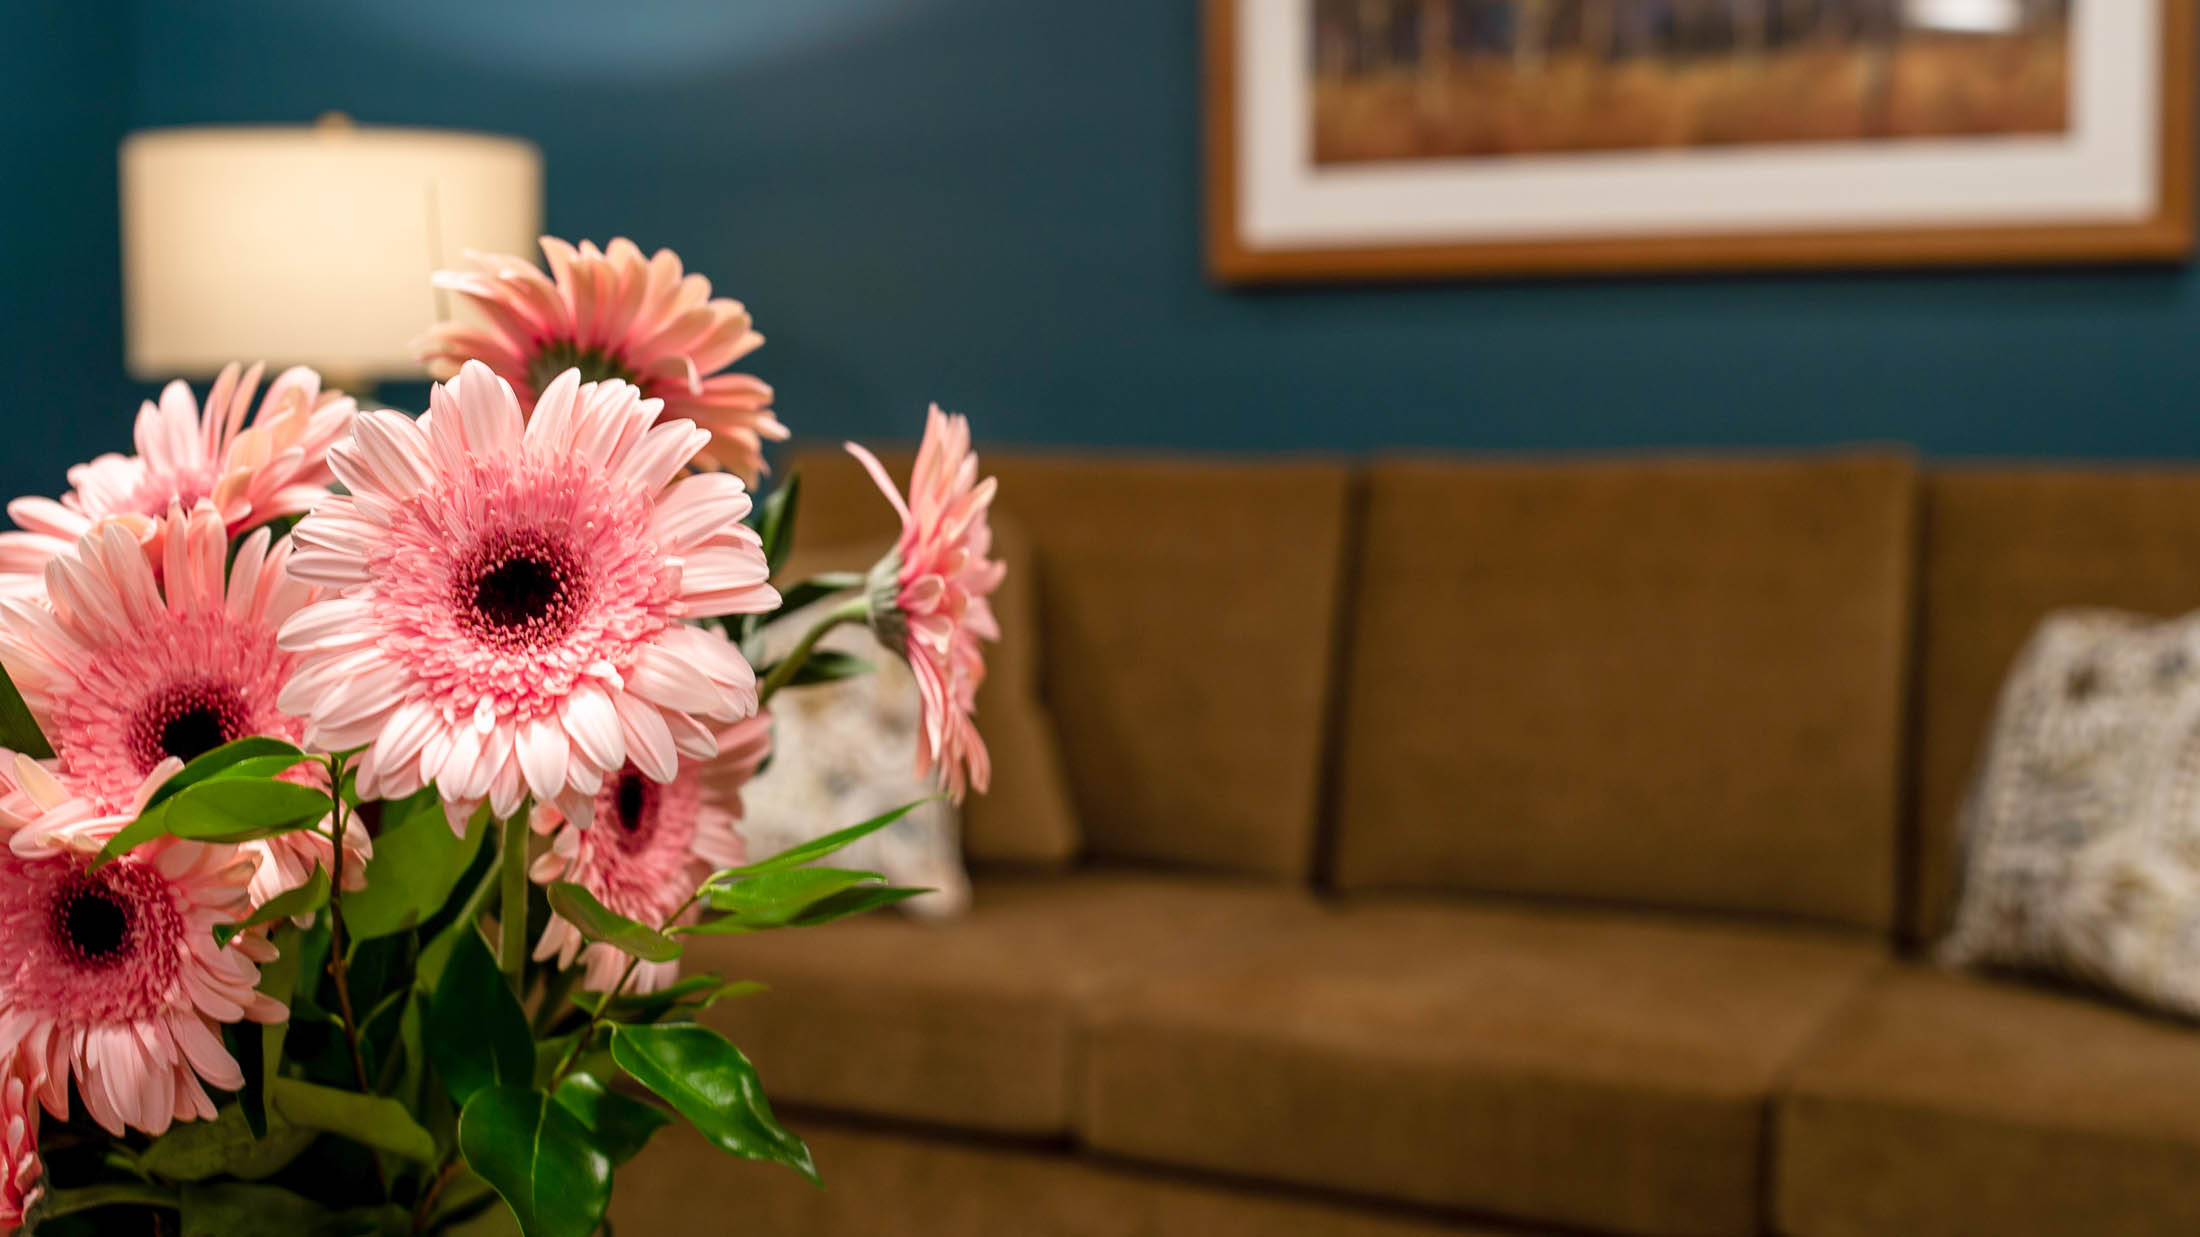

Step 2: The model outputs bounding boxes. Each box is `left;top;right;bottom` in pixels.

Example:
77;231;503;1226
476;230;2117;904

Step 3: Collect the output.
168;777;334;839
413;830;498;998
344;789;488;940
269;1078;438;1164
0;661;52;759
149;737;308;806
698;866;883;927
26;1181;177;1221
396;995;429;1118
703;798;933;882
331;1205;413;1237
755;469;801;576
139;1104;318;1182
288;922;335;1024
781;650;874;687
570;976;762;1024
785;884;928;927
553;1074;670;1165
545;882;682;963
683;886;926;936
215;865;330;946
610;1023;816;1184
242;922;307;1137
178;1181;333;1236
457;1085;612;1237
95;777;331;868
428;928;535;1106
773;570;866;618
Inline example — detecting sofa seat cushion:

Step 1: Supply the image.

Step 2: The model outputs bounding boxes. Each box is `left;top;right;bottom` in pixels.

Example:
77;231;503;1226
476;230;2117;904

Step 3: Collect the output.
1778;966;2200;1237
1081;900;1885;1237
616;1119;1529;1237
691;871;1325;1136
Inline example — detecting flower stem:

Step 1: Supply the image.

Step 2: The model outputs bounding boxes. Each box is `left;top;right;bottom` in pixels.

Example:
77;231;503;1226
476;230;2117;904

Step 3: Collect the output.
757;597;871;705
497;810;530;995
321;757;374;1097
410;1159;462;1234
546;884;709;1088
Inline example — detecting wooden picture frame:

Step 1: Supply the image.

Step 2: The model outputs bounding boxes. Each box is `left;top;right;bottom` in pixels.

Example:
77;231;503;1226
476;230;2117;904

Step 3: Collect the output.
1207;0;2195;283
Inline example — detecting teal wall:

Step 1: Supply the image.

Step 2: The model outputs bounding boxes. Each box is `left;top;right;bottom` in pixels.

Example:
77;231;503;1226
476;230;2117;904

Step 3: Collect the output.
8;0;2199;509
5;2;137;503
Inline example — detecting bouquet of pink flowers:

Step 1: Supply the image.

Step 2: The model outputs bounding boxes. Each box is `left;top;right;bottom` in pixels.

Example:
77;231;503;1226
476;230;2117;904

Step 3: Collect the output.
0;238;1002;1236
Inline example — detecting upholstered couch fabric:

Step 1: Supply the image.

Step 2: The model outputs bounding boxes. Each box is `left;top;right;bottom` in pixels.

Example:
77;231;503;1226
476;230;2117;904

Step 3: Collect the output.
1333;453;1917;932
792;448;1353;881
1778;966;2200;1237
628;453;2200;1237
1911;468;2200;943
692;871;1328;1134
1082;898;1883;1237
613;1120;1525;1236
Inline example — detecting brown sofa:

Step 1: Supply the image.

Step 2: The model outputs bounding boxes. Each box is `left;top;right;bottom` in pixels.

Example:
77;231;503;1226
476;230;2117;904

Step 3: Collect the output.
611;451;2200;1237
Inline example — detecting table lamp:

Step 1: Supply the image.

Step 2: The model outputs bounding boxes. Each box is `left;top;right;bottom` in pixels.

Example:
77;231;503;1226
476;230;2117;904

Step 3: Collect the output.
120;115;542;398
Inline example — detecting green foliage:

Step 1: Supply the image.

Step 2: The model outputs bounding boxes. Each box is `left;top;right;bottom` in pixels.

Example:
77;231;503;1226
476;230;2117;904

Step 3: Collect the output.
696;866;883;927
139;1106;318;1182
569;976;764;1025
343;791;488;940
147;737;310;806
427;930;534;1107
241;922;309;1137
30;695;942;1233
776;649;874;687
269;1079;437;1165
26;1182;177;1223
0;660;52;758
95;776;331;868
551;1074;669;1166
772;570;866;618
216;865;330;946
610;1023;816;1184
684;801;935;937
704;798;932;882
545;882;681;963
755;469;801;576
456;1086;612;1237
178;1181;406;1236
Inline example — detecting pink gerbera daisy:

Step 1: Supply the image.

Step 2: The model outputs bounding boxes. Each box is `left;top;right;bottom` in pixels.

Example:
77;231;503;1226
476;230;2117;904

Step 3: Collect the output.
0;767;284;1137
415;237;786;480
0;1067;38;1232
0;507;365;907
846;407;1005;801
279;361;779;832
530;712;768;993
0;362;352;598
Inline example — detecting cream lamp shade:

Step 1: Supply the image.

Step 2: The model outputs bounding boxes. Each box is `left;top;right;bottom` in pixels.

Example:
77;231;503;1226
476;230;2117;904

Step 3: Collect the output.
121;118;542;385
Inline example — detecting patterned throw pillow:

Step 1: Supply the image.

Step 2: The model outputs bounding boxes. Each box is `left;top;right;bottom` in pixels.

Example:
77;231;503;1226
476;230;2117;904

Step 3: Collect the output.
739;620;972;920
1940;608;2200;1016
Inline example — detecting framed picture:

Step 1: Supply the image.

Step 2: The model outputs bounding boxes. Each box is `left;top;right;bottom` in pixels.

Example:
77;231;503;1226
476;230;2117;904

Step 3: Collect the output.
1206;0;2195;281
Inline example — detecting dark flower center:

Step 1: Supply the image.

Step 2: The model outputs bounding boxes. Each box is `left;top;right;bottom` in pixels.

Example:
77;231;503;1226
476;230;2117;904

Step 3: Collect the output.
458;529;586;649
612;768;652;834
164;707;228;764
477;557;562;628
50;879;132;969
526;340;642;396
130;681;250;770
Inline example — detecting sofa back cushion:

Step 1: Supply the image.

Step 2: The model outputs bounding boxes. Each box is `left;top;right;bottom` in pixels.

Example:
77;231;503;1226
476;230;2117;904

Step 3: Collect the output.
1911;468;2200;943
1332;452;1917;932
792;447;1353;881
